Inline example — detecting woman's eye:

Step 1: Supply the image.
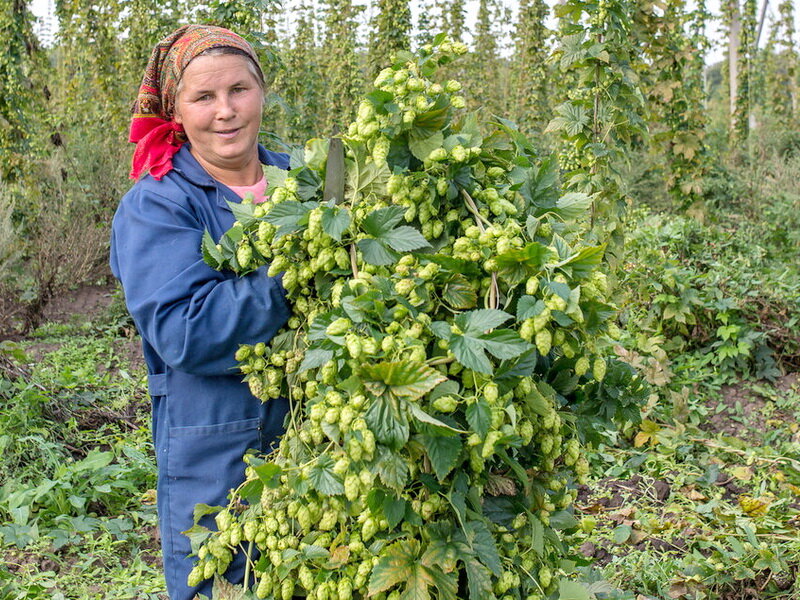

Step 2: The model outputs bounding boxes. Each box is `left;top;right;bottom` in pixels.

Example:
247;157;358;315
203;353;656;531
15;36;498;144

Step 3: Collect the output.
196;94;211;101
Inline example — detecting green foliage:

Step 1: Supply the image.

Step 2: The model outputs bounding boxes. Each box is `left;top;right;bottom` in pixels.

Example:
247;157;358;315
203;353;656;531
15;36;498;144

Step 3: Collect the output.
0;4;796;599
0;310;161;598
620;198;799;378
567;373;800;599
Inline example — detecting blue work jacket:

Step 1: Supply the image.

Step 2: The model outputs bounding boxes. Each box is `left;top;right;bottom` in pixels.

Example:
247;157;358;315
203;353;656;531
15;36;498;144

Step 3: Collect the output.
110;144;291;599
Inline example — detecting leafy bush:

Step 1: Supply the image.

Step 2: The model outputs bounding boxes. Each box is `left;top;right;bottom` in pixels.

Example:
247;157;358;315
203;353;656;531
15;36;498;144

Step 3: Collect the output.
619;202;799;378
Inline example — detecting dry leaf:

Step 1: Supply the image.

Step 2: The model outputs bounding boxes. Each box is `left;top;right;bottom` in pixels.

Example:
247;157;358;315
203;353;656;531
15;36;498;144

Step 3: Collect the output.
630;528;649;544
486;473;517;496
328;545;351;567
668;582;689;599
686;489;706;501
738;495;770;517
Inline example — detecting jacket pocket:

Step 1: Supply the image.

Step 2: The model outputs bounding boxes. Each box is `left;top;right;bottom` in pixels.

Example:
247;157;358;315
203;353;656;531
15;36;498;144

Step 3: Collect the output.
165;417;261;481
161;417;262;588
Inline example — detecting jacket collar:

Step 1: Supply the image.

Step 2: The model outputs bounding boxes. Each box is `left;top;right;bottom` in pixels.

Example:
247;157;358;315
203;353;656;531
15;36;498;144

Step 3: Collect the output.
170;144;276;211
170;144;276;187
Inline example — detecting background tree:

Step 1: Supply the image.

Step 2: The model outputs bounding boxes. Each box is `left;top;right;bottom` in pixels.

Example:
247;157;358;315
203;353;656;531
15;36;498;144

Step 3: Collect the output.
120;0;182;94
437;0;466;43
199;0;260;33
636;0;709;209
510;0;551;134
724;0;742;138
414;0;438;48
548;0;647;265
320;0;364;136
52;0;130;210
273;2;323;143
734;0;757;142
466;0;505;115
765;0;798;124
0;0;39;182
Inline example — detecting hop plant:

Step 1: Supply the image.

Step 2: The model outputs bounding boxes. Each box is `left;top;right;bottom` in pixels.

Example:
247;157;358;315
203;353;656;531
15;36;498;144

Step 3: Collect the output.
199;35;626;599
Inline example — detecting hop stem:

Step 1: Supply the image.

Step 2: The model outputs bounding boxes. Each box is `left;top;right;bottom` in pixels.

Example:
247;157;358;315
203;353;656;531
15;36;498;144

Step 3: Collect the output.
460;187;499;309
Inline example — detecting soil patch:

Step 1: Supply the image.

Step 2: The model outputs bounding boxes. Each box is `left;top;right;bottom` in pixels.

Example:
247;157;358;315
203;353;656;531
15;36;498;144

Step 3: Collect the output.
1;282;118;341
700;374;798;444
575;475;679;566
0;291;25;340
109;336;146;376
41;282;117;325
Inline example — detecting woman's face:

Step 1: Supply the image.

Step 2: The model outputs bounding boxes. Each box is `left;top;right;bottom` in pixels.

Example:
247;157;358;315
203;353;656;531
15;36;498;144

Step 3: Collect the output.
173;53;263;185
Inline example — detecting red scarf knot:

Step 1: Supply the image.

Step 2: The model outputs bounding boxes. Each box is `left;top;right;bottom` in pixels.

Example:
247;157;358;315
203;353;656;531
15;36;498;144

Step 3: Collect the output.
128;117;185;181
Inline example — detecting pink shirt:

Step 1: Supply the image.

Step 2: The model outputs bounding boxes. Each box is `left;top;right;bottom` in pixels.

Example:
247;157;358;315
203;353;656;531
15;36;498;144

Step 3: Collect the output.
227;175;267;204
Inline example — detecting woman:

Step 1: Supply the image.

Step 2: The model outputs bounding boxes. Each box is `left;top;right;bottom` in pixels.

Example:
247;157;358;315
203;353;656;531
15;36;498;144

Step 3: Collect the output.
110;25;290;599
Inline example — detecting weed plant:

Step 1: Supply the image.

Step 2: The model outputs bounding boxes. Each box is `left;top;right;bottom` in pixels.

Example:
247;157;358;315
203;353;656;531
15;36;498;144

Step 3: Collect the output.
618;144;800;380
562;116;800;600
0;306;163;598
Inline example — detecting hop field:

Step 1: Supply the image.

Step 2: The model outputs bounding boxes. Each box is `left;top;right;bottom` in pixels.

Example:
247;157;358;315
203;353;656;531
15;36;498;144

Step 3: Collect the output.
1;0;800;598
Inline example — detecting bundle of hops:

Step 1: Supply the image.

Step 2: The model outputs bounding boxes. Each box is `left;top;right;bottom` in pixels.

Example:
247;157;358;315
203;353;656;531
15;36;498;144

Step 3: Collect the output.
196;35;614;600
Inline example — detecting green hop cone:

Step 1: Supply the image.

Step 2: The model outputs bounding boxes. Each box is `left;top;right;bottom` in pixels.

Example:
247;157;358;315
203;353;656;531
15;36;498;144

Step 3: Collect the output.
234;345;251;362
450;145;468;162
538;565;552;589
236;242;253;270
256;575;273;598
535;329;552;356
525;276;539;295
198;35;617;600
326;317;352;336
574;356;590;377
484;383;499;404
432;395;458;413
593;357;607;381
187;564;204;587
444;79;462;93
428;147;448;162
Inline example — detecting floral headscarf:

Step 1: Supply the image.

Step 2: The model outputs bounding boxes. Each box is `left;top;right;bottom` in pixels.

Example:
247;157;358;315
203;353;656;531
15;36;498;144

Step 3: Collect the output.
128;25;263;181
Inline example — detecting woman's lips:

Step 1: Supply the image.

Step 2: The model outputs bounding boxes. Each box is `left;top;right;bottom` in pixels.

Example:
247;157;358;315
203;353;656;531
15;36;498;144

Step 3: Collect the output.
216;128;240;139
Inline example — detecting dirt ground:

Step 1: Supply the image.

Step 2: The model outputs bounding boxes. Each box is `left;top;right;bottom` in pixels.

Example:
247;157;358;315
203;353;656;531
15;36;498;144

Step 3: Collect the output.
0;281;118;341
702;373;799;444
42;282;119;324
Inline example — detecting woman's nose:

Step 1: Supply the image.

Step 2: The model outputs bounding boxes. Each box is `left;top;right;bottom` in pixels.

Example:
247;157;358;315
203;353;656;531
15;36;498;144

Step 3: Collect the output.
215;95;235;119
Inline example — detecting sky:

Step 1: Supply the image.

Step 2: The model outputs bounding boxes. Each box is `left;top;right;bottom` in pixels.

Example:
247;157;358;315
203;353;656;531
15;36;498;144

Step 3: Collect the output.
28;0;796;66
